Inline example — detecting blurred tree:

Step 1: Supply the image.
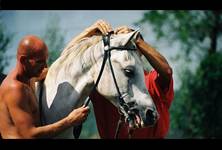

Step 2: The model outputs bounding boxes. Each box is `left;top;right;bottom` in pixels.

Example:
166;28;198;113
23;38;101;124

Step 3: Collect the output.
0;17;13;74
189;53;222;137
42;15;65;66
136;10;222;138
136;11;222;56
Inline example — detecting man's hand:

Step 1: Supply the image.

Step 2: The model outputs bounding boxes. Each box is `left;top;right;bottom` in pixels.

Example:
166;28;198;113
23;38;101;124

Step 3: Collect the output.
114;26;134;34
67;106;90;126
66;20;113;45
85;20;113;36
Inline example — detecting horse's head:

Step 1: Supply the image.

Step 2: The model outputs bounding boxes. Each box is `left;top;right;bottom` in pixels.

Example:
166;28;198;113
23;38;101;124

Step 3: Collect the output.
92;31;159;129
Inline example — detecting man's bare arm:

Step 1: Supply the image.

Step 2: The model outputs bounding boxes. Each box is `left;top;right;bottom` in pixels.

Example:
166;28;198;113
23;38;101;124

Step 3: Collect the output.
135;37;172;87
5;83;89;138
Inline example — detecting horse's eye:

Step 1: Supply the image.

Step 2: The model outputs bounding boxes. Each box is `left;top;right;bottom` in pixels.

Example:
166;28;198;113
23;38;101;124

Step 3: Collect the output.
124;67;134;78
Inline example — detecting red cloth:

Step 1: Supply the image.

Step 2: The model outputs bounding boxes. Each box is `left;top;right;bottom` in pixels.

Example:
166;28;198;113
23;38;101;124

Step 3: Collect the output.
90;70;174;139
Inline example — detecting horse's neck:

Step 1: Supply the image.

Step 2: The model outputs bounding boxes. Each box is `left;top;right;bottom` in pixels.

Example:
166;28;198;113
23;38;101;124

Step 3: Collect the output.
44;45;102;108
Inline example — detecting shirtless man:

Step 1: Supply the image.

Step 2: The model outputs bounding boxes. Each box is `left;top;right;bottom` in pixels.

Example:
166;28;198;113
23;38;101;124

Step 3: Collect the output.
0;20;113;139
0;34;90;139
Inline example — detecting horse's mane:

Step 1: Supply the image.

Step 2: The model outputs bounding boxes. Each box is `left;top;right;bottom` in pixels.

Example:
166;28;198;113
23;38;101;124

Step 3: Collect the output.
60;35;102;59
45;35;104;87
47;32;138;79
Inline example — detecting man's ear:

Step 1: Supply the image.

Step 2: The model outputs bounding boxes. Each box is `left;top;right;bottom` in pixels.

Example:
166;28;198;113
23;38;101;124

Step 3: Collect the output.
19;55;28;65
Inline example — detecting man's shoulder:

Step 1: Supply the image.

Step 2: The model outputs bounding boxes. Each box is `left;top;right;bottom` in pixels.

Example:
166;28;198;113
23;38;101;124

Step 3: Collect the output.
1;78;29;99
2;83;32;108
7;79;27;90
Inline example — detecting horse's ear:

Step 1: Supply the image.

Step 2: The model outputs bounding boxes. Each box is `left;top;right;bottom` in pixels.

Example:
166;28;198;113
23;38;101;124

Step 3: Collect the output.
129;30;141;42
120;30;141;46
111;30;141;47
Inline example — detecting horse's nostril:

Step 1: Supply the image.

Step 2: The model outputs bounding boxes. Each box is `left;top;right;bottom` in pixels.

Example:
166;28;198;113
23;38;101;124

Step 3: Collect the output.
146;109;154;119
145;109;157;126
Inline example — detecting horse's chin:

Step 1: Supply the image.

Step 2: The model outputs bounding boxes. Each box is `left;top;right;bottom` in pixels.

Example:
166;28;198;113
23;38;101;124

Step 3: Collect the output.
126;114;144;129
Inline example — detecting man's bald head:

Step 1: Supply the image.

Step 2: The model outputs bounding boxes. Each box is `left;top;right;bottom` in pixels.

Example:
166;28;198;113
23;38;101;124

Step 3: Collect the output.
17;35;48;58
16;35;48;78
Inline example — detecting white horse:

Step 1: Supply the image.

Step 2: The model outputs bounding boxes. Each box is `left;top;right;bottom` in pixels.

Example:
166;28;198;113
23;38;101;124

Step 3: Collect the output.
36;31;158;138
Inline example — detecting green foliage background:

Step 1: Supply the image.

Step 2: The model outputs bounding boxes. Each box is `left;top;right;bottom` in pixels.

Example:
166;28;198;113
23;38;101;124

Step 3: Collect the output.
0;17;13;73
136;10;222;138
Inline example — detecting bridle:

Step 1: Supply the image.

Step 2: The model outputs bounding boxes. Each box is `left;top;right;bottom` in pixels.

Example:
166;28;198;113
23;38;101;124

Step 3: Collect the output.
82;32;138;139
38;32;138;139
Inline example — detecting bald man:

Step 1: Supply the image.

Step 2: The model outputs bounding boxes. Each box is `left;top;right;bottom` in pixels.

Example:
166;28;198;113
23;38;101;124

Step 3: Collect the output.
0;35;89;139
0;19;113;139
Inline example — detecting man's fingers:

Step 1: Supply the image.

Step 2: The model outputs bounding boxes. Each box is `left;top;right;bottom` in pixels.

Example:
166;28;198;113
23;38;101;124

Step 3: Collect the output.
81;105;89;109
114;26;126;34
114;27;121;34
82;106;90;115
96;20;113;34
106;23;113;32
97;24;106;34
102;22;112;33
115;26;133;34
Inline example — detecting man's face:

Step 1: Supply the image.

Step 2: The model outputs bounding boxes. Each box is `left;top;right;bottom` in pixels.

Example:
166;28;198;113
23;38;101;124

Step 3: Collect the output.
25;50;48;78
